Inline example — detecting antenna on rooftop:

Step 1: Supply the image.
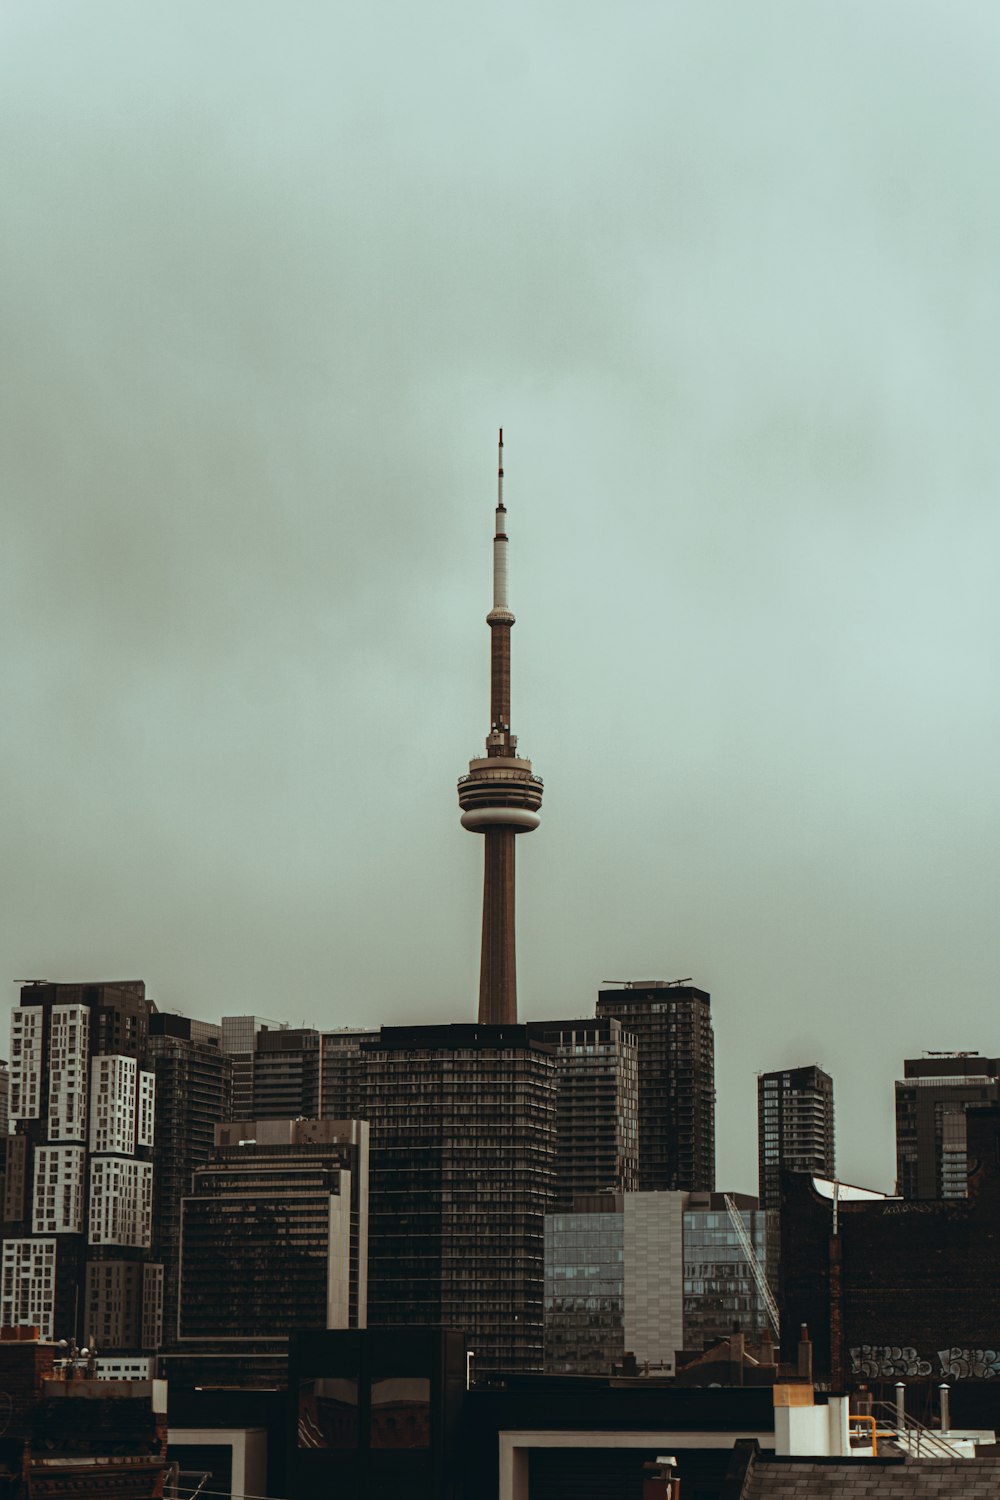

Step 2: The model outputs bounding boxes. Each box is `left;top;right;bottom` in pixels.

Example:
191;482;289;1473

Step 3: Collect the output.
602;978;694;989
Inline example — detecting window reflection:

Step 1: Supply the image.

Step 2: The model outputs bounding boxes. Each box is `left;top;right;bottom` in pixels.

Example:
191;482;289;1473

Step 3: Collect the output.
298;1376;358;1449
370;1376;431;1449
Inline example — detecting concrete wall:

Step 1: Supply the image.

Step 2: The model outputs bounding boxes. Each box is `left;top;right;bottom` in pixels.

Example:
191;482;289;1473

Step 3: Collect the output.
623;1191;685;1371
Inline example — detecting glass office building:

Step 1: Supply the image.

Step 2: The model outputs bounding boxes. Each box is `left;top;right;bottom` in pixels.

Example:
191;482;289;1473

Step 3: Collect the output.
543;1208;624;1374
682;1203;777;1350
544;1193;778;1373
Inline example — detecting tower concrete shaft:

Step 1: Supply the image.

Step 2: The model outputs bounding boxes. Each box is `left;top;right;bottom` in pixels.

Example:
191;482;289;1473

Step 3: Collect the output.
458;431;542;1025
479;826;517;1024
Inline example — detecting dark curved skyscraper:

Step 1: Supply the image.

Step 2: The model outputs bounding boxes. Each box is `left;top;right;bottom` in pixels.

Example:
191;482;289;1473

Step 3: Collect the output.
458;431;542;1024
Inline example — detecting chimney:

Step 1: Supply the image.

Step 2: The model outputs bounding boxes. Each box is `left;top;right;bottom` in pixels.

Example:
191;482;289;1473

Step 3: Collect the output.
797;1324;813;1382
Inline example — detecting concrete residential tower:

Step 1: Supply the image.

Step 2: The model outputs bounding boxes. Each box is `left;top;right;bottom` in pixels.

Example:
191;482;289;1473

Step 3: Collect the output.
757;1064;835;1211
458;431;543;1024
596;982;716;1192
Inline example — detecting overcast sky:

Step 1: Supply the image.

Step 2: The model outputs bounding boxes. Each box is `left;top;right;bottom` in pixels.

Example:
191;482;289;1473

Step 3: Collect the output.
3;1;999;1193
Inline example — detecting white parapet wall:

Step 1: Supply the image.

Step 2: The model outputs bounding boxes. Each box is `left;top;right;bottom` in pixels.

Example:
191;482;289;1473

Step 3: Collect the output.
774;1395;849;1457
498;1429;775;1500
168;1428;268;1500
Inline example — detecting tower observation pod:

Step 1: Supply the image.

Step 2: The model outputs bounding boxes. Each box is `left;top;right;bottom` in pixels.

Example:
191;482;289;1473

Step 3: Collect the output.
457;430;543;1026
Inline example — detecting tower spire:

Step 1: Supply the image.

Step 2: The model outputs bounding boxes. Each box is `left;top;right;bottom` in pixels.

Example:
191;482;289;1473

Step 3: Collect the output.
493;427;509;614
487;427;515;751
457;432;543;1025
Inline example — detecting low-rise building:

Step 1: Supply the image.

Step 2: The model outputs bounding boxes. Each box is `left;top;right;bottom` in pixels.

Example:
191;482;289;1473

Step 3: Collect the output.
544;1191;777;1375
781;1104;1000;1387
173;1118;368;1386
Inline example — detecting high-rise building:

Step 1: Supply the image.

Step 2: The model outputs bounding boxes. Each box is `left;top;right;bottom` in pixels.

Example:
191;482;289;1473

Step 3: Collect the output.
322;1023;558;1376
457;432;543;1025
757;1064;835;1211
0;1058;9;1137
894;1053;1000;1199
218;1017;321;1122
596;982;715;1192
177;1119;368;1362
525;1017;638;1209
147;1012;232;1348
219;1015;287;1120
319;1029;379;1122
253;1026;320;1119
2;981;161;1347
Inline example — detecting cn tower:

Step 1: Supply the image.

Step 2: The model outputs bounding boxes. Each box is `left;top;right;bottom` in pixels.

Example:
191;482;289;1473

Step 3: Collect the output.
458;430;543;1025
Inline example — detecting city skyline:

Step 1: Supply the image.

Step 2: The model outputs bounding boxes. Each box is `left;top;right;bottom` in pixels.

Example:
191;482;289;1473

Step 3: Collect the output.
4;4;1000;1197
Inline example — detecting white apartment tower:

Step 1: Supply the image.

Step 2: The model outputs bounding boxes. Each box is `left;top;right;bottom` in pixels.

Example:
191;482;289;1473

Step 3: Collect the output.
2;982;161;1347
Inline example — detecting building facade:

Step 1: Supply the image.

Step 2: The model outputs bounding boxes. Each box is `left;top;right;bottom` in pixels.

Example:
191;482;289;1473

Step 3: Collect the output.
291;1328;468;1500
2;981;161;1347
779;1110;1000;1386
681;1192;776;1356
253;1026;321;1119
543;1191;776;1376
757;1064;835;1211
148;1012;232;1349
596;982;715;1192
319;1030;379;1122
894;1053;1000;1199
322;1023;558;1377
525;1018;638;1208
543;1199;624;1375
219;1015;288;1121
0;1326;169;1500
177;1118;368;1359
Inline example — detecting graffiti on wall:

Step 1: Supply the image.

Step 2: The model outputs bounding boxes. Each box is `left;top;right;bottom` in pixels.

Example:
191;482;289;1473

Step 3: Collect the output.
850;1344;1000;1380
937;1348;1000;1380
849;1345;932;1378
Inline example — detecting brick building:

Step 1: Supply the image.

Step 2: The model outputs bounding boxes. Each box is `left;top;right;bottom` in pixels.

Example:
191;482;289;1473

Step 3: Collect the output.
780;1105;1000;1388
0;1327;168;1499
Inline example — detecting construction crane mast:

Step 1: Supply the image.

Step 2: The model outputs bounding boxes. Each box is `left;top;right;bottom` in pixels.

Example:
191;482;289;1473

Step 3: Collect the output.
723;1193;780;1340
